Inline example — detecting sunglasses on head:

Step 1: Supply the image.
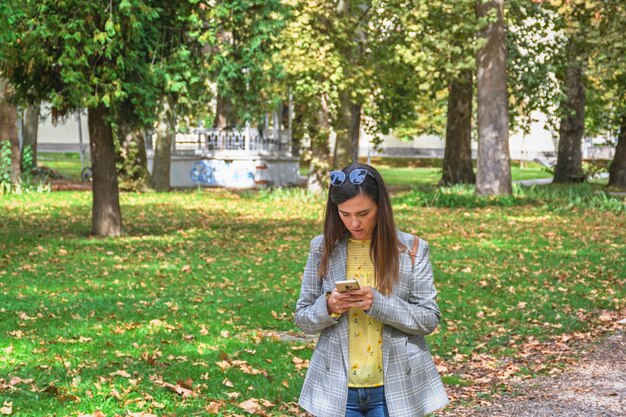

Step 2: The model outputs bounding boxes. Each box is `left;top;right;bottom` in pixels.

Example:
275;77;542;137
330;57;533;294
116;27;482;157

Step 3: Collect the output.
329;168;374;186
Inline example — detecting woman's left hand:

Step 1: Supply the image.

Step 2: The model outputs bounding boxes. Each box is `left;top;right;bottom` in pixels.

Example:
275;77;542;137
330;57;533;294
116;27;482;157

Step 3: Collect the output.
346;286;374;311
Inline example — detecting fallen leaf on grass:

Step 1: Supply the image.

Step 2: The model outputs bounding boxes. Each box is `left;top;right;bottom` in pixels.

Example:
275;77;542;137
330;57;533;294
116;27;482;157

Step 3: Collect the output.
78;412;106;417
153;378;196;398
292;356;309;370
40;383;80;403
9;377;33;386
278;402;311;416
177;378;194;390
216;359;269;377
238;398;272;416
0;402;12;415
110;370;131;378
206;400;225;413
233;360;268;377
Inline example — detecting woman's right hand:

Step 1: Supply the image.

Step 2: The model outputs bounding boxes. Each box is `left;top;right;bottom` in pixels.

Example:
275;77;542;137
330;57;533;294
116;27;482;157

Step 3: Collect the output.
326;289;353;315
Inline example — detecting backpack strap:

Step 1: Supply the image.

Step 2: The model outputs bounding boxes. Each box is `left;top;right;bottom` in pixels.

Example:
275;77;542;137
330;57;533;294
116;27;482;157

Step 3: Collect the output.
408;235;419;266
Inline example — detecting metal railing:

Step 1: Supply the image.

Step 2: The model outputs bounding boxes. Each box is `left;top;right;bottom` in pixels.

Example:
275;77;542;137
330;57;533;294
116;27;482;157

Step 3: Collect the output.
172;125;292;154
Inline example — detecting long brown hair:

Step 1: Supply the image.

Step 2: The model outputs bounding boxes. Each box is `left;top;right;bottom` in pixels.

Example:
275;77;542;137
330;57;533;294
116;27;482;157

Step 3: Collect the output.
318;163;400;295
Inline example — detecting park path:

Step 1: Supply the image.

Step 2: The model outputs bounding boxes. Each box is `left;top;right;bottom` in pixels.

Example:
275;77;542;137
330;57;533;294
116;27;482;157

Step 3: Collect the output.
437;330;626;417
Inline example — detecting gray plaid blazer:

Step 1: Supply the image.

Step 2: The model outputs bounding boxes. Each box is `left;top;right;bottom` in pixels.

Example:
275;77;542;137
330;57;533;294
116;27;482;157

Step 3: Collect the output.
294;231;449;417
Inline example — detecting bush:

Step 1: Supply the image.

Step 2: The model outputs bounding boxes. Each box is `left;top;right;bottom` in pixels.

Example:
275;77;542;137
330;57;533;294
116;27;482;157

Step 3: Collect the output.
0;142;50;195
397;183;625;213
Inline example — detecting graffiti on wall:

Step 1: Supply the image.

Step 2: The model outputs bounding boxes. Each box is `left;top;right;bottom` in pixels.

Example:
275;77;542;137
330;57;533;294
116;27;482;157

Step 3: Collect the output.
190;160;255;188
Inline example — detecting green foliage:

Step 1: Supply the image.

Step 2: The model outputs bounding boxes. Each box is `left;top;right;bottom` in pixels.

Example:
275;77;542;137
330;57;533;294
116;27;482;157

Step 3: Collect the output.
0;144;49;195
392;0;480;138
0;0;206;128
506;1;563;135
205;0;289;124
0;141;12;194
397;182;625;213
584;1;626;138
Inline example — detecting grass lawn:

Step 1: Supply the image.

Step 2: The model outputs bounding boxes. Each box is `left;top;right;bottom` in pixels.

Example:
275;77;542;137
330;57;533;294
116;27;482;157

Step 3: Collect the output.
1;181;624;416
38;152;88;181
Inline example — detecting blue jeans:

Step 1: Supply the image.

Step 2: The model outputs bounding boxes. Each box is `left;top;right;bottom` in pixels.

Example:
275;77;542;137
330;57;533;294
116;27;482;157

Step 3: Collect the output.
345;386;389;417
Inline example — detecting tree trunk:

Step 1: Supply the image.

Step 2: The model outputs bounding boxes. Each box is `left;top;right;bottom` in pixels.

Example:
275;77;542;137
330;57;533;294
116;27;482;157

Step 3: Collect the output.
333;90;354;169
308;93;331;192
553;39;586;184
88;103;122;237
292;102;305;158
475;0;512;196
150;99;173;191
441;70;475;185
333;0;360;169
350;103;361;164
213;88;234;129
608;117;626;190
21;103;40;169
0;78;20;183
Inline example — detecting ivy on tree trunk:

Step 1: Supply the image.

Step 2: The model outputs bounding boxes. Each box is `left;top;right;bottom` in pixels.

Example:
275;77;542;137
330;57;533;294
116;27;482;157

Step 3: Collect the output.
0;78;20;184
21;103;40;169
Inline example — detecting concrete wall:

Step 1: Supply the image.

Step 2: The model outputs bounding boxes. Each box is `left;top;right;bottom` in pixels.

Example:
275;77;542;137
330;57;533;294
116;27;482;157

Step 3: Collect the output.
35;108;89;152
360;111;562;160
146;151;300;188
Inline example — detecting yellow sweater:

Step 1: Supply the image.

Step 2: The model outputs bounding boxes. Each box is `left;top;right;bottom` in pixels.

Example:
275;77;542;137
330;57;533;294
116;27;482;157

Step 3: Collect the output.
346;238;384;387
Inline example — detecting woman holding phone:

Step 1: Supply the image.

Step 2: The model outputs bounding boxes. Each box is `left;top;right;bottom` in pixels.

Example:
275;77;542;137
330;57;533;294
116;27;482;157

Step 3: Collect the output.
295;163;448;417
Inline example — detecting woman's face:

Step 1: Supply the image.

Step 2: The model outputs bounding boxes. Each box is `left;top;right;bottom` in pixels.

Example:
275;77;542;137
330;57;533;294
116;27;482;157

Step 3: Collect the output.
337;193;378;240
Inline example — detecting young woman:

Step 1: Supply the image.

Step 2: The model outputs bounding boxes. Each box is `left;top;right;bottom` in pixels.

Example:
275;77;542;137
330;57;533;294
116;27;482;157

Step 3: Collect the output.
295;163;448;417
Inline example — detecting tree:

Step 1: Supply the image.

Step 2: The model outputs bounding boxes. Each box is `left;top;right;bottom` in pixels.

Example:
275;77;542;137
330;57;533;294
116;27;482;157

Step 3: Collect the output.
278;1;341;189
404;0;479;186
392;0;559;187
205;0;288;128
584;0;626;190
441;70;476;185
332;0;362;169
280;0;430;179
88;102;123;236
550;1;593;184
150;96;174;191
608;120;626;190
553;35;587;183
0;78;20;184
143;3;209;192
334;0;426;169
475;0;512;195
0;0;204;235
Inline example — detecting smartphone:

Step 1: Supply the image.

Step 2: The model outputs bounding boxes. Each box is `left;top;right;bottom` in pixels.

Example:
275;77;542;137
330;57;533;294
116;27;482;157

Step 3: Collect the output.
335;279;361;293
